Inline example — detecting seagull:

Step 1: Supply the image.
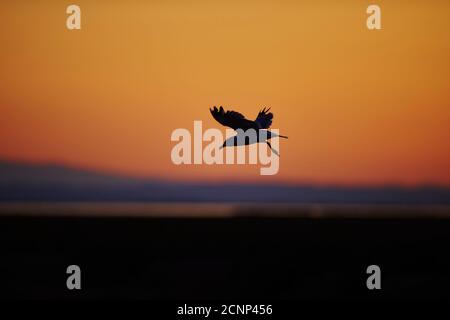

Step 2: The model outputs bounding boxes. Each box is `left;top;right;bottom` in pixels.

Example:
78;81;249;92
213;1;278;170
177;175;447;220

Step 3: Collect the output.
209;106;288;156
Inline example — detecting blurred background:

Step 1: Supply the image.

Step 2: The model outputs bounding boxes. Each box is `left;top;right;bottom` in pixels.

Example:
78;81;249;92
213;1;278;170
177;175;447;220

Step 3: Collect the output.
0;0;449;300
0;0;449;192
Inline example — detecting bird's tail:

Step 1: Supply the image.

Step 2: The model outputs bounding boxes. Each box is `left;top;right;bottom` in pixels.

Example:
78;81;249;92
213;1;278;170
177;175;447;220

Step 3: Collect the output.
279;135;288;139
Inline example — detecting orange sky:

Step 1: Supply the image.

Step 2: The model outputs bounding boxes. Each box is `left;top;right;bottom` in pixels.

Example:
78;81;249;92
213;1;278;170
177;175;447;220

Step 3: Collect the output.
0;0;449;186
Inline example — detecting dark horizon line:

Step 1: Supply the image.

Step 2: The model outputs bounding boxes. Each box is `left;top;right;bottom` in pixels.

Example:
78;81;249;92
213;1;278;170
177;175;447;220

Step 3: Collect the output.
1;157;449;190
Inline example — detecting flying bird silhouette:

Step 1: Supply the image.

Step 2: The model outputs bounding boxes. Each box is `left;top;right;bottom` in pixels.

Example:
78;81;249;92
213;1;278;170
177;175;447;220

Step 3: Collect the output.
210;106;288;156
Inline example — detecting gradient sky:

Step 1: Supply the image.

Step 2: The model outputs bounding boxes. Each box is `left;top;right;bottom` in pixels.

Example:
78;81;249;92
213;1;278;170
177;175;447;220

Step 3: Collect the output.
0;0;449;186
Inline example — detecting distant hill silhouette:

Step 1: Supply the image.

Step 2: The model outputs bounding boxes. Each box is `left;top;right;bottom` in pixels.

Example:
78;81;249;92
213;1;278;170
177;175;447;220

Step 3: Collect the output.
0;160;449;204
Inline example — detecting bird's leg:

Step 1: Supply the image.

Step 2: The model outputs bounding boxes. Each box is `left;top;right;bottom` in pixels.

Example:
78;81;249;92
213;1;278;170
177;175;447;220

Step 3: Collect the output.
266;141;280;157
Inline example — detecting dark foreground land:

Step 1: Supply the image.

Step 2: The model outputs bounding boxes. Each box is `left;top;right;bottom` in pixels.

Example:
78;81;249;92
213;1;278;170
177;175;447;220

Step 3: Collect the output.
0;204;450;300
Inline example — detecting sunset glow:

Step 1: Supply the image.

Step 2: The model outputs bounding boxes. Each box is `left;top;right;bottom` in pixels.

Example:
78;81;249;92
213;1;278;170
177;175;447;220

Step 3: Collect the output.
1;1;449;185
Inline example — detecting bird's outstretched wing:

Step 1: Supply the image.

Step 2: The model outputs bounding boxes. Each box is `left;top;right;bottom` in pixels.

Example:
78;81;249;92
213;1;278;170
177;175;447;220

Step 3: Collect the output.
255;107;273;129
210;106;256;131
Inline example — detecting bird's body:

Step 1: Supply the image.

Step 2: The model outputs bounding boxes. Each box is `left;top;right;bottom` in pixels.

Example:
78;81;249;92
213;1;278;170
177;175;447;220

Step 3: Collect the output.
222;129;281;146
209;106;288;155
